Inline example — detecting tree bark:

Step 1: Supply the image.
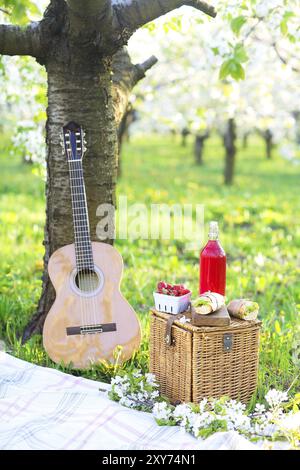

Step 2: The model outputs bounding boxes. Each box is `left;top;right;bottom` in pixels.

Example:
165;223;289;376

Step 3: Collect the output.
223;118;236;186
113;0;216;34
293;111;300;145
264;129;273;160
0;23;42;56
242;131;250;149
194;131;209;165
181;127;190;147
0;0;216;341
117;105;137;178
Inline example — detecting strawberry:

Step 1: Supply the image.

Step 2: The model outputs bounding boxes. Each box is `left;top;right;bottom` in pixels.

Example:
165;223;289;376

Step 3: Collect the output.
173;284;184;290
156;281;190;296
157;281;167;291
180;289;190;295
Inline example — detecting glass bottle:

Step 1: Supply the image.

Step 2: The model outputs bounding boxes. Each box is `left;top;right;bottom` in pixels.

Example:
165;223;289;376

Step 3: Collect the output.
200;221;226;295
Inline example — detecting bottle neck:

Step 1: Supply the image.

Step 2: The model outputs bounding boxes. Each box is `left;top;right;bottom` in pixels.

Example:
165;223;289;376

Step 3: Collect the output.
208;231;219;241
208;221;219;241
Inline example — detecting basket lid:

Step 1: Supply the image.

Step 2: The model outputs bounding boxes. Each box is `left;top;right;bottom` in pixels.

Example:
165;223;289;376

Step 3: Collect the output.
150;308;261;333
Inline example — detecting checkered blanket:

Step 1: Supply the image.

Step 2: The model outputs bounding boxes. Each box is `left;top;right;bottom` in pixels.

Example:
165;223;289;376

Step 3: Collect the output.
0;352;293;450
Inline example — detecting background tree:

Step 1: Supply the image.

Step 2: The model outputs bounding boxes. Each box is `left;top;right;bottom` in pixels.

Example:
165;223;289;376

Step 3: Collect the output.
0;0;216;340
223;118;236;185
127;2;299;180
194;131;209;165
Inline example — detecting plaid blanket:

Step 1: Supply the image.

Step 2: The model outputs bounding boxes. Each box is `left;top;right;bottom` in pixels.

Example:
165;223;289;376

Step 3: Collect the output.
0;352;292;450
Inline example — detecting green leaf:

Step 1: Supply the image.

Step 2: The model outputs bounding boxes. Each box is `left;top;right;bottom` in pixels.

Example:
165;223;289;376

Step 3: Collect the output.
283;11;295;20
219;60;232;80
155;418;177;426
234;44;249;63
288;34;296;43
219;59;245;81
280;11;295;36
280;20;288;35
144;22;156;32
231;16;247;36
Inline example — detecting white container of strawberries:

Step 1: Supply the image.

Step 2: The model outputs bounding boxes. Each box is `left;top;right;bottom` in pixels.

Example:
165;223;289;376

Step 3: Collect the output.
153;281;191;315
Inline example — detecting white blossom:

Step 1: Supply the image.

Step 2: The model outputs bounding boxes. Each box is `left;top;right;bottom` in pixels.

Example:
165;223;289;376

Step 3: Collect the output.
152;402;173;421
255;253;266;267
254;403;266;415
110;373;295;445
145;373;158;387
173;403;193;426
265;389;289;408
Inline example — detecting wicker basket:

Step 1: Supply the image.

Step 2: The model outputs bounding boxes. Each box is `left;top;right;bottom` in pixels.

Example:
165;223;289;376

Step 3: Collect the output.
150;309;261;404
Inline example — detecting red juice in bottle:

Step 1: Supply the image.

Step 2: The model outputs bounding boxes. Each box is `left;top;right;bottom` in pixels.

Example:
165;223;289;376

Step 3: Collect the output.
200;221;226;295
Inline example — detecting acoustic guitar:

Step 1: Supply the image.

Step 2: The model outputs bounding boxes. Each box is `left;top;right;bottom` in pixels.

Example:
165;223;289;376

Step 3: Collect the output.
43;121;141;369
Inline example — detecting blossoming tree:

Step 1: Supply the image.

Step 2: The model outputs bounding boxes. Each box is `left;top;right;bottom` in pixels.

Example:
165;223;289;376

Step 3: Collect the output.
127;1;299;183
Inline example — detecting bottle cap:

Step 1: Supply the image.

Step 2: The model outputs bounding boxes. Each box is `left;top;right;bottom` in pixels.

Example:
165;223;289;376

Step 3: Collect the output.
208;221;219;240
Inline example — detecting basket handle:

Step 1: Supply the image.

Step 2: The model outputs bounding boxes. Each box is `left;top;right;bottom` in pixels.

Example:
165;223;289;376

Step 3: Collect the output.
164;312;186;346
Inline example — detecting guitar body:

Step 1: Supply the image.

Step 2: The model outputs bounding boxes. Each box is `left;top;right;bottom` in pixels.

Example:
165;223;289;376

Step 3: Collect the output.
43;242;141;369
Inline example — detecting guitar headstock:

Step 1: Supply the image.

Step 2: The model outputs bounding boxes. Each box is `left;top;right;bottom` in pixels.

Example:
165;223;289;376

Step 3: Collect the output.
62;121;86;162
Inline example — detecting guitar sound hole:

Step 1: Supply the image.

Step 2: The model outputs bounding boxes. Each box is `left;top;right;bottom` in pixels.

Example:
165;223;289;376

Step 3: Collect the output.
75;269;100;293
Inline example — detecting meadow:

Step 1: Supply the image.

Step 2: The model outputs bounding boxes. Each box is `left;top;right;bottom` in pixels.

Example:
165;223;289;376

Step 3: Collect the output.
0;133;299;407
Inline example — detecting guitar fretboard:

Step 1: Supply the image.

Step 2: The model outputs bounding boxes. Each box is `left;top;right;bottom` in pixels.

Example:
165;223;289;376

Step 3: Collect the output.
68;159;94;271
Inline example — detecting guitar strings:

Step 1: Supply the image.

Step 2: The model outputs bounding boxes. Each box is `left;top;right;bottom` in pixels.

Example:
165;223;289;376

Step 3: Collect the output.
67;151;86;331
76;129;99;329
70;130;98;330
68;137;91;332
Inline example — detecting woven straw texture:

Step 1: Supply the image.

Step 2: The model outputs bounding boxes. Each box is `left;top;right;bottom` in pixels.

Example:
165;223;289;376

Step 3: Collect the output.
150;309;261;404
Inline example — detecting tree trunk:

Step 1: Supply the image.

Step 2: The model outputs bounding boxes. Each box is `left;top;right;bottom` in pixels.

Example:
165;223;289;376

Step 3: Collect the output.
242;132;249;149
293;111;300;145
264;129;273;160
194;132;209;165
117;105;137;178
224;118;236;186
181;127;190;147
23;56;119;340
0;0;216;342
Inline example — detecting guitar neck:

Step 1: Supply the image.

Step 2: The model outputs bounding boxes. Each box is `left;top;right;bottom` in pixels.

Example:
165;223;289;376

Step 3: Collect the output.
68;159;94;271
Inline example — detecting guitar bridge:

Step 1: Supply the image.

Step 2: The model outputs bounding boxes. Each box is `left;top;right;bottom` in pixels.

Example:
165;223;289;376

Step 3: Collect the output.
66;323;117;336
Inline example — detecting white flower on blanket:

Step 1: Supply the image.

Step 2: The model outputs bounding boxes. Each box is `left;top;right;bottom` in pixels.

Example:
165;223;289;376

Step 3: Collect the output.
153;402;174;424
107;370;300;448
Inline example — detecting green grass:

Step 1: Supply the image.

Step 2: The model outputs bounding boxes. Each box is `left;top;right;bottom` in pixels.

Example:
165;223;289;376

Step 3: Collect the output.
0;132;299;405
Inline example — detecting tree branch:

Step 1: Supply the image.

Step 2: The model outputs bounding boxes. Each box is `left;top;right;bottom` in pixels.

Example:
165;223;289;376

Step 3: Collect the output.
0;8;10;15
112;0;216;34
0;22;42;57
133;55;158;85
66;0;113;41
112;47;157;124
273;42;300;73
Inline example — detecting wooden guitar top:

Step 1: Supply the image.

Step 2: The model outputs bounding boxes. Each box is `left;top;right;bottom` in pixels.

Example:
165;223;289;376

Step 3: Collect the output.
43;242;141;369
